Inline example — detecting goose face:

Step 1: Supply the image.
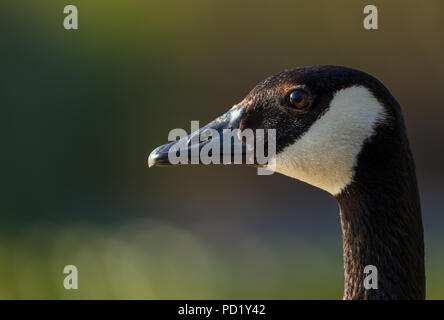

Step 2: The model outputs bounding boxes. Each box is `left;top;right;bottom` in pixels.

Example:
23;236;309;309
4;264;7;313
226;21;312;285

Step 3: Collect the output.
149;66;389;195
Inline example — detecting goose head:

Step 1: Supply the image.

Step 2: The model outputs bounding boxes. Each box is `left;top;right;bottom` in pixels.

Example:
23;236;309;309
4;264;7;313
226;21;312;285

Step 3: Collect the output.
149;65;391;196
148;65;425;299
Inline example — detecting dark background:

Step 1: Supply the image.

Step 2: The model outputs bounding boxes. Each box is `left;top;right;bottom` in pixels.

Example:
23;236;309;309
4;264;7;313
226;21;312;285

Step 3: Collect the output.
2;0;443;298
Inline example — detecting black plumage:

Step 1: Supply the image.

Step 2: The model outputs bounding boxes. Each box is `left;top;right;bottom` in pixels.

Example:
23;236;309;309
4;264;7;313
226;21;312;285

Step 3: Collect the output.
149;66;425;299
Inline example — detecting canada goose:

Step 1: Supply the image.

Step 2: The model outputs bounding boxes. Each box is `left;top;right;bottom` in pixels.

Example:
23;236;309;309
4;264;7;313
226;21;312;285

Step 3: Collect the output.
148;66;425;300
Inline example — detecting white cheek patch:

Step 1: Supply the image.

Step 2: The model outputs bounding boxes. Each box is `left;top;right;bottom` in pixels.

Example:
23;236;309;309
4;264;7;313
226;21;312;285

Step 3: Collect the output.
273;86;387;195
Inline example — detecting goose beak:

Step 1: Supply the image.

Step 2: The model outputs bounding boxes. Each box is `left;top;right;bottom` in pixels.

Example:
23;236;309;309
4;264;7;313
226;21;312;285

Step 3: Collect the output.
148;104;249;168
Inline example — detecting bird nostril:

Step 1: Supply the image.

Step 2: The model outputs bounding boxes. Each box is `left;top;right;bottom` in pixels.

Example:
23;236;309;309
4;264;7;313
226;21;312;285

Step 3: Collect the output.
199;129;215;143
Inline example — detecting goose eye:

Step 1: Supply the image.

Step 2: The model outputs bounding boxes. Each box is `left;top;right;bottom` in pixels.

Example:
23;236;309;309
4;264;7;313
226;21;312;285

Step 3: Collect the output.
287;89;312;110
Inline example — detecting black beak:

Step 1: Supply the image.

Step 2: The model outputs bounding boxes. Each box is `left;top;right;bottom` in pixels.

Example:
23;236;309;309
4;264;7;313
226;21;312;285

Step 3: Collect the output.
148;104;250;167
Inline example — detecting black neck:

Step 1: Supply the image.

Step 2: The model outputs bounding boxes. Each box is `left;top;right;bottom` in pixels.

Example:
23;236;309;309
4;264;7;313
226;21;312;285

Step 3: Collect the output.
336;122;425;300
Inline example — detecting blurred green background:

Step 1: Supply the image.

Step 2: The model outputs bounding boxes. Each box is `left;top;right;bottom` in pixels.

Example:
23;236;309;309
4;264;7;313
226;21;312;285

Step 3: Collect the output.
2;0;444;299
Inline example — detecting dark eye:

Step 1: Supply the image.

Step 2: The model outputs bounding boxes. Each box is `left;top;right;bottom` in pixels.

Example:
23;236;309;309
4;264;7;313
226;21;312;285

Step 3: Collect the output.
287;89;312;110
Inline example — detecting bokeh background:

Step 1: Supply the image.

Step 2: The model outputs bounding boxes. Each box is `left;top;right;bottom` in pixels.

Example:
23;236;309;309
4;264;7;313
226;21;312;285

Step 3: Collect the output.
2;0;444;299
